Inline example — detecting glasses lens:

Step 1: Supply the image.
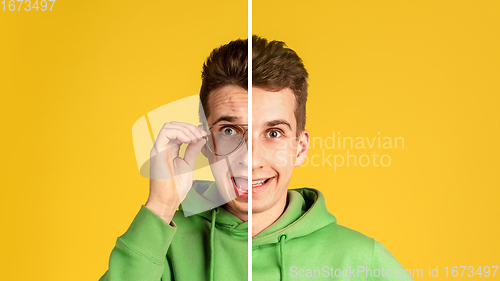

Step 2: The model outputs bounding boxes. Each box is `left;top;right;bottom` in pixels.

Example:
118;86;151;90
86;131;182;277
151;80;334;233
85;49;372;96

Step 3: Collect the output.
206;125;245;156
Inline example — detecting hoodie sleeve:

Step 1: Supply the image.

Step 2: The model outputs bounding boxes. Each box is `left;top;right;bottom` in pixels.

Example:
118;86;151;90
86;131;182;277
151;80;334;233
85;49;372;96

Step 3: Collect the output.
99;205;177;281
368;240;414;281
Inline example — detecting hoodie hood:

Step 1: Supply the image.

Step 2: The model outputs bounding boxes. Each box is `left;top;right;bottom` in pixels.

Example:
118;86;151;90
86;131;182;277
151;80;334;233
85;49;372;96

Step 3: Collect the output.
252;188;337;281
179;180;248;281
181;182;336;281
180;180;248;235
253;188;337;247
251;188;412;281
181;182;335;242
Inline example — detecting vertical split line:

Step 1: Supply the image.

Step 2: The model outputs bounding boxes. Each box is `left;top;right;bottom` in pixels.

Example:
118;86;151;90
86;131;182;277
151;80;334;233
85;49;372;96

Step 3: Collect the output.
247;0;253;280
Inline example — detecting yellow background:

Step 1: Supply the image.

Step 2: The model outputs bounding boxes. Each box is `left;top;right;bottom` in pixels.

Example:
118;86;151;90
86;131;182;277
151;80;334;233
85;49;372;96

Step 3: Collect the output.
254;0;500;278
0;1;246;280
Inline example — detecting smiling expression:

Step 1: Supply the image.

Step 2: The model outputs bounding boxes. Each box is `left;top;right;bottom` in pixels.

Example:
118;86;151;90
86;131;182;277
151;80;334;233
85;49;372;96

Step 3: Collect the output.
251;87;309;214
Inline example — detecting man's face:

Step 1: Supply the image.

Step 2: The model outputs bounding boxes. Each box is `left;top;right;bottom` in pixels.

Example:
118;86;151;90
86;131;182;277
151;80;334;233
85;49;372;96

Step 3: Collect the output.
204;85;249;216
203;85;309;217
252;87;309;214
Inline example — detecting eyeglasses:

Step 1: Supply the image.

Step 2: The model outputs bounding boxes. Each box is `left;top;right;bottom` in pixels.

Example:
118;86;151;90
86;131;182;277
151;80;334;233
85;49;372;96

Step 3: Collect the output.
204;124;248;156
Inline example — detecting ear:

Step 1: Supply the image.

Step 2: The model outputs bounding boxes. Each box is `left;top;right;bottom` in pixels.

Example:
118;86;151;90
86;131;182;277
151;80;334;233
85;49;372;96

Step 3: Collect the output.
294;129;310;167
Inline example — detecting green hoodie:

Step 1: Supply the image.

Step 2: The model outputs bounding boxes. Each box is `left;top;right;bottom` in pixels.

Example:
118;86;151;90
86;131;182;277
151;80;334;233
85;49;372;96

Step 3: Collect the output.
99;180;248;281
100;181;412;281
253;188;414;281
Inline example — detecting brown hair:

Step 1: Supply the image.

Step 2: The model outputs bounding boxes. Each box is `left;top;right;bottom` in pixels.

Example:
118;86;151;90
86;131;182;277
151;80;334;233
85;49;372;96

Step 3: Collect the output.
199;38;248;123
199;35;309;134
252;35;309;134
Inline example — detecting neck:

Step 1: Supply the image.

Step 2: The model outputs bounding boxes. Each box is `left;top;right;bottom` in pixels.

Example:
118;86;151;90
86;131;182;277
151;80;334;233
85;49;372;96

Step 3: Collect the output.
252;194;288;237
222;193;288;237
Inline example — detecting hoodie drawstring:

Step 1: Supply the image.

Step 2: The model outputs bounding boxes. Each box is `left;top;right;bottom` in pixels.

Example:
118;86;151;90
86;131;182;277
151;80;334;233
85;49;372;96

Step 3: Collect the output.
278;234;287;281
209;208;218;281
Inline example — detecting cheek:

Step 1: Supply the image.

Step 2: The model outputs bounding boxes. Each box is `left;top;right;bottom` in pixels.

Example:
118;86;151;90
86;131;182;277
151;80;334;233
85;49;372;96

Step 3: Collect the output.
274;145;298;168
209;158;229;178
226;145;248;165
207;155;219;166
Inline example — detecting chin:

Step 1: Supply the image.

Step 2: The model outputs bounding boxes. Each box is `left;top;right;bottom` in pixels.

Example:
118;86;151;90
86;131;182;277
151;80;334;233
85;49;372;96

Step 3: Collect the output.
225;200;249;216
252;184;288;214
248;197;271;214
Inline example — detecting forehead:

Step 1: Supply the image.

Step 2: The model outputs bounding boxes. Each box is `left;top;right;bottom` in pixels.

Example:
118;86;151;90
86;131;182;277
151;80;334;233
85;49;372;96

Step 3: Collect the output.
207;85;248;125
252;87;297;130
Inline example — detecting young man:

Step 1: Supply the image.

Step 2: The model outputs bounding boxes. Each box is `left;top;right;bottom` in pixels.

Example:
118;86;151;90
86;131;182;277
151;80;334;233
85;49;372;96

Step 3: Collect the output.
250;36;413;281
100;36;412;281
100;38;250;281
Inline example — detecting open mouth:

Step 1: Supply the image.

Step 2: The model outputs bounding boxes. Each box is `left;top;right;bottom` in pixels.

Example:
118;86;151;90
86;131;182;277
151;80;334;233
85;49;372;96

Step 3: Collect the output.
231;176;275;198
231;177;248;196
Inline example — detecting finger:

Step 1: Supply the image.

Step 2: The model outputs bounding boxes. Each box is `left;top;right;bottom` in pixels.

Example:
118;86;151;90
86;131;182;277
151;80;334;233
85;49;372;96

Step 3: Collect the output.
161;122;206;141
158;128;194;146
171;121;207;139
166;142;181;162
154;124;191;148
161;123;198;141
197;124;208;137
183;137;206;170
151;129;187;161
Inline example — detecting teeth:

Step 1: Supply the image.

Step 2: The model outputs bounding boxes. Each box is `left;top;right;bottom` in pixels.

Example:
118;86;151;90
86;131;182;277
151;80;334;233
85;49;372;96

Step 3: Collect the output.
252;179;266;187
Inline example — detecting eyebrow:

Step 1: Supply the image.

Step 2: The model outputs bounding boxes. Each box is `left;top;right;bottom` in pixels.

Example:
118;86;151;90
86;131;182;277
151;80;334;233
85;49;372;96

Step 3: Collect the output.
266;119;292;130
212;115;238;125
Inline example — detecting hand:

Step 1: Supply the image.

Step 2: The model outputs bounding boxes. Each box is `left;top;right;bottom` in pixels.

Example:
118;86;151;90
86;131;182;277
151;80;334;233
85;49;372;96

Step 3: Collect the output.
145;121;207;223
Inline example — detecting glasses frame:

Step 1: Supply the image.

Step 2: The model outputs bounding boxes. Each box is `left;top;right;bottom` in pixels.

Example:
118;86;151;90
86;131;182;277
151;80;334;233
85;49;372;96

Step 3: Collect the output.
204;124;248;156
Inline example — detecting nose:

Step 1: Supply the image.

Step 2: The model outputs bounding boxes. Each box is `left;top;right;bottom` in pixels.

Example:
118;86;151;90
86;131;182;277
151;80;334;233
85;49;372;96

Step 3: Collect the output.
239;144;248;167
252;134;264;170
233;137;248;168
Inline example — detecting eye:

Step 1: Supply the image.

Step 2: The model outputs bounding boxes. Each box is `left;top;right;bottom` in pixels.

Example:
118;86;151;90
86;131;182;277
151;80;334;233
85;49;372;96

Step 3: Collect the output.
266;129;283;138
221;126;238;136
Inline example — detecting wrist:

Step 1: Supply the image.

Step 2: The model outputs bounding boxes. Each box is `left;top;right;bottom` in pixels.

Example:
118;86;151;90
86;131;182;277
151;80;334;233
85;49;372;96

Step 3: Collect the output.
144;200;178;223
